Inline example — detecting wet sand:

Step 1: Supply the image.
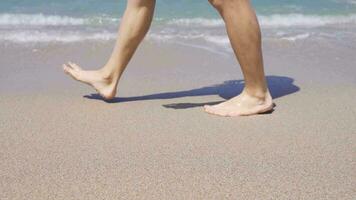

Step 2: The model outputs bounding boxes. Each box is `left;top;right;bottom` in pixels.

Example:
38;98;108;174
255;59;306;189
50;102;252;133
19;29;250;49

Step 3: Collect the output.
0;40;355;199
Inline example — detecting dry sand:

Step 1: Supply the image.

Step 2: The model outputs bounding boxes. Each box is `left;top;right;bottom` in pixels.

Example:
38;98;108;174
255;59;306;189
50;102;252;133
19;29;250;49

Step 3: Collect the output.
0;40;355;199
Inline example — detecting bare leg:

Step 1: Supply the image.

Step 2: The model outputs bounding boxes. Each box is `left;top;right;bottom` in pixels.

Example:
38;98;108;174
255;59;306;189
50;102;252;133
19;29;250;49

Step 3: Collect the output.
204;0;274;116
63;0;156;100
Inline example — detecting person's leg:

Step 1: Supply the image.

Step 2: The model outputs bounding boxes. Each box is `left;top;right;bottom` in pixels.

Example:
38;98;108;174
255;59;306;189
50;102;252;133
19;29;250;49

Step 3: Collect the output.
63;0;156;100
205;0;273;116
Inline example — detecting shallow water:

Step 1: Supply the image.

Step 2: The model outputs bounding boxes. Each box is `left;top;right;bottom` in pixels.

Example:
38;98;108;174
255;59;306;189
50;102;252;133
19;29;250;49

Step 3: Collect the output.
0;0;355;52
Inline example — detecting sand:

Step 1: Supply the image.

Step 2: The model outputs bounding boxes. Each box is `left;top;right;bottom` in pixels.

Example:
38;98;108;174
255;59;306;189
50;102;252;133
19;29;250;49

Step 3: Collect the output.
0;39;355;199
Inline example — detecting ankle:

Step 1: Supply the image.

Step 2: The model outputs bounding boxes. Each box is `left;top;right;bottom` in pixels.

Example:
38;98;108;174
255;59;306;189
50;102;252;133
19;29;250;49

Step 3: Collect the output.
243;87;270;100
98;69;119;84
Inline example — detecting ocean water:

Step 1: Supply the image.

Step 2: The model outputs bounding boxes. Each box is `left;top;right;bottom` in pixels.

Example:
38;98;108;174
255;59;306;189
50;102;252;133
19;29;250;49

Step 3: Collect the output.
1;0;356;51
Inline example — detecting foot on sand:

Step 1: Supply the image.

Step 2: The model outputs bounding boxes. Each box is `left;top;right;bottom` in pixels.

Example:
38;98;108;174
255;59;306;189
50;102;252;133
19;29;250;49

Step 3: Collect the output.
204;90;274;117
63;62;117;100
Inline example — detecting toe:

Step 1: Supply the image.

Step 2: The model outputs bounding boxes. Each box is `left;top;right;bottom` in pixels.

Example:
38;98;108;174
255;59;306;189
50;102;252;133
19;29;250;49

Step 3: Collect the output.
204;105;211;111
63;64;79;80
204;105;218;115
63;64;71;74
204;106;214;115
68;62;82;71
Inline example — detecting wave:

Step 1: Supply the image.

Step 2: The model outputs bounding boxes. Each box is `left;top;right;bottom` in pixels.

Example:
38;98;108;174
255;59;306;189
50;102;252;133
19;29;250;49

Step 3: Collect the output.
0;13;355;44
148;33;230;47
167;14;356;28
0;30;115;43
166;18;223;27
259;14;356;27
0;13;87;26
0;29;231;47
1;13;356;27
280;33;311;41
0;13;121;26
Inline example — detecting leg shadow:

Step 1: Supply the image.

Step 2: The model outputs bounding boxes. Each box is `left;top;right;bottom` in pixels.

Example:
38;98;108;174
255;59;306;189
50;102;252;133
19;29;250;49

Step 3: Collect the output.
84;75;300;109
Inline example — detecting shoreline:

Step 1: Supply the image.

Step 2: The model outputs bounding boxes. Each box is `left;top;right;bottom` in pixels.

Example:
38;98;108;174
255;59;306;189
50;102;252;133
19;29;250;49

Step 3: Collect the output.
1;35;355;95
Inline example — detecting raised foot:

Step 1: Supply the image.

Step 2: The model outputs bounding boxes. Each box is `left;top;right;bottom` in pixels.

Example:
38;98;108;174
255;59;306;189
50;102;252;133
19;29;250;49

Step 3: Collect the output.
63;62;117;100
204;91;274;117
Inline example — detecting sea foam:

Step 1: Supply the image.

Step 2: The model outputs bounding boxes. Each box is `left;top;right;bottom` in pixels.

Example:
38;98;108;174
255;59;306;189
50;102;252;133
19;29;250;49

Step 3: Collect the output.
167;14;356;28
1;13;356;27
259;14;356;27
0;30;115;43
1;13;355;44
0;13;86;26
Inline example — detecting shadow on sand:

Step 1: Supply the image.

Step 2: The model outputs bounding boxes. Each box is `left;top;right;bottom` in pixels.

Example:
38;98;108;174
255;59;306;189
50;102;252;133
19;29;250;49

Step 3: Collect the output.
84;75;300;109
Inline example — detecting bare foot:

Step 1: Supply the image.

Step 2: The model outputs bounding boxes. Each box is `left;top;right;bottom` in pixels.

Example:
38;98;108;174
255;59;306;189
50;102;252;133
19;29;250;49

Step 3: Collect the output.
63;62;117;100
204;91;274;117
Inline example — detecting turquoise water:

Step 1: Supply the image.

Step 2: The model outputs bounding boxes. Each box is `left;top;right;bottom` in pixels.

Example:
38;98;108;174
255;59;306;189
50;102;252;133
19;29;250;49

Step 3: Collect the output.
0;0;356;45
1;0;356;17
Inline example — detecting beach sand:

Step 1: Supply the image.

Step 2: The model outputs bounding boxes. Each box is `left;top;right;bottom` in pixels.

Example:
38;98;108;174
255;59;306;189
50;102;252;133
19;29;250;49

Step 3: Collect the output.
1;39;355;199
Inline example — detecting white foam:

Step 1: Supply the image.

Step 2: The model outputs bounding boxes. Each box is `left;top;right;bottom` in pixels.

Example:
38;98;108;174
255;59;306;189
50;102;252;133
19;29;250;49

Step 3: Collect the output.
203;35;230;47
281;33;311;41
148;32;209;41
0;13;87;26
0;30;115;43
167;18;224;27
148;33;229;46
259;14;356;27
1;13;355;44
167;14;356;28
2;13;356;28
